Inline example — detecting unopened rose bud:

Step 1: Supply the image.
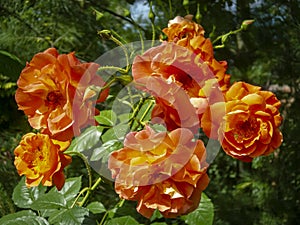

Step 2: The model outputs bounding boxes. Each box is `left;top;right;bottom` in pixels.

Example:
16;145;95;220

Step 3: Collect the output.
241;19;255;30
98;30;112;40
148;2;155;23
183;0;189;7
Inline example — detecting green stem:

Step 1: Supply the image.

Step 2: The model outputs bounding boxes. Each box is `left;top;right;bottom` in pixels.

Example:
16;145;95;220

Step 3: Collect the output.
99;211;108;225
98;30;130;73
97;65;127;74
128;95;147;130
110;30;128;45
151;22;156;47
212;27;243;48
91;177;102;191
98;198;125;225
132;99;154;130
138;28;145;53
78;177;102;207
67;151;92;188
70;177;102;208
111;35;130;72
71;187;89;208
140;100;154;122
168;0;173;18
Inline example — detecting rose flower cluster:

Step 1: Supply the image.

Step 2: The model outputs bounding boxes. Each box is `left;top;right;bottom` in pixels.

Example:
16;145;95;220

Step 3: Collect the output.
108;15;283;218
13;15;283;219
14;48;108;190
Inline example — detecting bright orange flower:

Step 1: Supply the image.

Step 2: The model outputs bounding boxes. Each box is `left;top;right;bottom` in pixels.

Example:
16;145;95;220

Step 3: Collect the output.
137;76;199;131
133;42;214;97
15;48;109;141
14;133;72;190
132;42;226;131
108;126;209;218
201;82;283;162
163;15;205;48
162;16;231;93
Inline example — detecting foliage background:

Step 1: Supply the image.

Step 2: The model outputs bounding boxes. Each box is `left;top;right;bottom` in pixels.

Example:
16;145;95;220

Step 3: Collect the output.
0;0;299;224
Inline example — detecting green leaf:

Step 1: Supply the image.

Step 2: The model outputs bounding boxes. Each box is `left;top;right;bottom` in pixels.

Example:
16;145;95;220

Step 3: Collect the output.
95;110;117;126
48;177;82;202
150;209;163;221
30;192;67;210
236;181;252;190
86;201;106;214
181;193;214;225
106;216;139;225
65;126;102;153
113;123;130;140
101;123;129;143
0;210;49;225
12;177;47;209
118;113;132;123
90;139;122;162
48;207;89;225
92;8;104;21
0;50;23;81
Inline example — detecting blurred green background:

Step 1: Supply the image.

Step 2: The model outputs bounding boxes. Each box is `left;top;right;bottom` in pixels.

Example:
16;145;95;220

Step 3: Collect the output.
0;0;299;224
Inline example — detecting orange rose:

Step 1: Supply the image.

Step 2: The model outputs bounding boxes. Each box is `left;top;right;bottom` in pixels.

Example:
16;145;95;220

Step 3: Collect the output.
14;133;72;190
201;82;283;162
163;15;205;48
108;126;209;218
133;42;214;97
162;16;231;93
132;43;226;131
15;48;109;141
137;76;199;131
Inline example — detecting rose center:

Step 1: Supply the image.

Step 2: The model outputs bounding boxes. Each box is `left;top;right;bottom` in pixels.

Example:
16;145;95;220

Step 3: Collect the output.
32;146;51;173
46;91;63;106
234;117;258;141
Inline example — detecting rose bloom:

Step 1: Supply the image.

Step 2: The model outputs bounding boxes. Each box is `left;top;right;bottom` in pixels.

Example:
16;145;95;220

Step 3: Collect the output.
14;133;72;190
133;42;214;97
108;126;209;218
137;76;199;131
163;15;205;48
201;82;283;162
15;48;109;141
132;42;227;131
162;16;231;93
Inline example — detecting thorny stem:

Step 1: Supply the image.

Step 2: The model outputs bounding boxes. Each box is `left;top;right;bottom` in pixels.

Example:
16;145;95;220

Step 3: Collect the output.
66;151;102;208
148;1;156;47
110;30;128;46
97;65;127;74
98;30;130;73
67;151;92;189
132;99;154;130
151;22;156;47
128;95;147;130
